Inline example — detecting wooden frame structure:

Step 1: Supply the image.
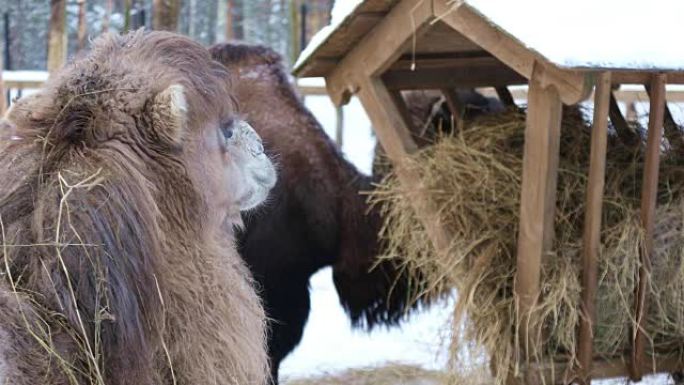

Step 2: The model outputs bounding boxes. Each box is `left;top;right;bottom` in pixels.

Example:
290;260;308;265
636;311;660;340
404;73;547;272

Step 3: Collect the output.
294;0;684;383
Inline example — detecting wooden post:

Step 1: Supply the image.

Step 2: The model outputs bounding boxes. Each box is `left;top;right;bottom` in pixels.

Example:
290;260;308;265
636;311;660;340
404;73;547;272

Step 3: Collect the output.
77;0;87;52
153;0;180;31
514;64;563;366
630;73;666;381
356;76;452;256
441;88;465;117
47;0;67;75
576;72;612;384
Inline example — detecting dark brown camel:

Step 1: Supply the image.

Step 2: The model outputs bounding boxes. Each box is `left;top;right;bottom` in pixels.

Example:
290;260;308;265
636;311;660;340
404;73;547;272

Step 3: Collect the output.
210;43;428;383
0;31;275;385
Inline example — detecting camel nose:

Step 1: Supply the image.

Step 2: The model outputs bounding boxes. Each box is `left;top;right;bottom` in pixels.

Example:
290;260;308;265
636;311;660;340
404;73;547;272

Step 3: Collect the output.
237;120;265;157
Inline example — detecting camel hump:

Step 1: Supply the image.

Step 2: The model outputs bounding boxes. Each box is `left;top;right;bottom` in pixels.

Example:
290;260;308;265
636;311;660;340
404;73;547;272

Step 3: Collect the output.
210;42;283;68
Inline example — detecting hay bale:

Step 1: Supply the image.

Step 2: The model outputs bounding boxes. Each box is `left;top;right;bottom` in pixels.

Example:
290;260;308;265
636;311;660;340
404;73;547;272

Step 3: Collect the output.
369;108;684;384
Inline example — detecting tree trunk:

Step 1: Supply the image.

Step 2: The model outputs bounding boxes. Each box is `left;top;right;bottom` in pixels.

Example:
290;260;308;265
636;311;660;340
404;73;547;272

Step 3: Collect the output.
289;0;300;63
77;0;87;52
152;0;180;31
225;0;234;40
124;0;132;31
187;0;196;37
207;0;218;44
102;0;113;33
47;0;67;74
0;53;6;116
233;0;244;40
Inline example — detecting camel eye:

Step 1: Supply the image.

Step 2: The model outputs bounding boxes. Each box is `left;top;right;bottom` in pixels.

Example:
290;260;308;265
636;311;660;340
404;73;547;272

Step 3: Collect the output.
220;120;235;140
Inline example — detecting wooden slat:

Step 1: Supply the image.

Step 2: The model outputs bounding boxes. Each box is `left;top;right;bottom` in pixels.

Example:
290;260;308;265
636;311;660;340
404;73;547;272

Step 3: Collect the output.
514;64;563;361
325;0;435;105
434;0;591;104
383;65;527;90
630;73;667;381
612;71;684;85
576;72;612;384
356;75;452;260
389;54;501;71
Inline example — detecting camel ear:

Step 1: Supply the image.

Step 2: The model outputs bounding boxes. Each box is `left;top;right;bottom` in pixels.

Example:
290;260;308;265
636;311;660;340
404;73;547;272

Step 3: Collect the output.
151;84;187;146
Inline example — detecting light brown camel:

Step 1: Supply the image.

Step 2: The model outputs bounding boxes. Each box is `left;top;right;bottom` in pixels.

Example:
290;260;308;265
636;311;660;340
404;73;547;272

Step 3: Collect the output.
0;31;275;385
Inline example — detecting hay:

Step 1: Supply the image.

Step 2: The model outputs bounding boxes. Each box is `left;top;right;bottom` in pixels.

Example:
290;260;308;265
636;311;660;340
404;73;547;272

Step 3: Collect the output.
369;108;684;384
282;363;483;385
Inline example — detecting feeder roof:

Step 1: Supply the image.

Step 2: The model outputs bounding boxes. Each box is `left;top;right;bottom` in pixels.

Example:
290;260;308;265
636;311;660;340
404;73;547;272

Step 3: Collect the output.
294;0;684;78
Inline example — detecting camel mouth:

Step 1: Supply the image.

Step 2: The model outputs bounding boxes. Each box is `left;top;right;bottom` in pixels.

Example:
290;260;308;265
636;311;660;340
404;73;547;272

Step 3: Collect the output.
237;159;276;211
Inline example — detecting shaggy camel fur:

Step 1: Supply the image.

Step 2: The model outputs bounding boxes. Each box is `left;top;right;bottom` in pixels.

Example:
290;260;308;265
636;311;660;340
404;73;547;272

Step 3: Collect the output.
0;31;275;385
210;43;425;383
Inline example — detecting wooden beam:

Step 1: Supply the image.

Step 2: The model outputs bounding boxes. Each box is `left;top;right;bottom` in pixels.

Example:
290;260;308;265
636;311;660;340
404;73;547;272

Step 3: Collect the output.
356;75;452;260
514;64;563;360
612;71;684;85
434;0;591;104
383;65;527;90
576;72;612;385
325;0;435;106
389;54;501;71
630;73;666;381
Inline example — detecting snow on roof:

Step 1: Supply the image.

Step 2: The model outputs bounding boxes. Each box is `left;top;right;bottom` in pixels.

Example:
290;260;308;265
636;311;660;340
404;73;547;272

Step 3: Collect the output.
294;0;364;70
467;0;684;70
295;0;684;75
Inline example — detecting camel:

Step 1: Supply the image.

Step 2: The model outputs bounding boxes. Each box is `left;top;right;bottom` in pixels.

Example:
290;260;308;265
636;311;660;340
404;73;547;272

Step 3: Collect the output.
0;31;275;385
210;43;429;383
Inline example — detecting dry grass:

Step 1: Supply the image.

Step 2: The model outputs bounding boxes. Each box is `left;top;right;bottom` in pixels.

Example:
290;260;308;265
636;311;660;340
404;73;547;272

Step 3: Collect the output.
369;108;684;384
282;363;489;385
1;169;110;385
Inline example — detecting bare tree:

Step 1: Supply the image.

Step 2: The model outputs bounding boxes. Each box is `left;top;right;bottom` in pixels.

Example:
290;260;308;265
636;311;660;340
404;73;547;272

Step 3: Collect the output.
124;0;132;31
103;0;113;33
153;0;180;31
77;0;87;52
47;0;67;74
0;53;6;116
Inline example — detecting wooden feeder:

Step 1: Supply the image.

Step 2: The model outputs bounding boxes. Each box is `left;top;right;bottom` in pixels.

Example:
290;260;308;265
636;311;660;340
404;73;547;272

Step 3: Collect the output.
294;0;684;383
